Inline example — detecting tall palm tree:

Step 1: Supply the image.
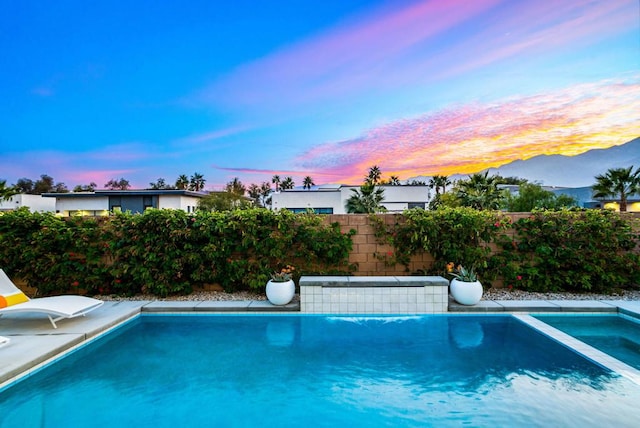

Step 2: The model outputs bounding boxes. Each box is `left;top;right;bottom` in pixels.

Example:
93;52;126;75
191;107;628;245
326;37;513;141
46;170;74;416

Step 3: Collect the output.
592;166;640;212
428;175;451;195
175;174;189;190
456;172;503;210
189;173;206;191
345;183;386;213
271;175;281;192
366;165;382;185
280;176;295;190
303;176;315;190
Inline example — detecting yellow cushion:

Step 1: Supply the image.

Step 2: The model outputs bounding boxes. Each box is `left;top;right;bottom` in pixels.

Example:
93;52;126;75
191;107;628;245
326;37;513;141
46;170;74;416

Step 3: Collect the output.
0;291;29;308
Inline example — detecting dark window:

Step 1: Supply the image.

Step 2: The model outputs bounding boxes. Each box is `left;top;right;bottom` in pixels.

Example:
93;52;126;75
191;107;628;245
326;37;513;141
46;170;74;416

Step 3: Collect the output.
407;202;425;210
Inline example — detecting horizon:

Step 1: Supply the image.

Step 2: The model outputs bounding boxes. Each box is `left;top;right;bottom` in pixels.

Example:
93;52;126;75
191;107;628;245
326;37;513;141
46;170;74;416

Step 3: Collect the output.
1;0;639;190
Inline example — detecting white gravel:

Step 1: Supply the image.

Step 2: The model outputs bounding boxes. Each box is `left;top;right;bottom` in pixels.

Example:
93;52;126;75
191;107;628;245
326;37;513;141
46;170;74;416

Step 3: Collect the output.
95;289;639;302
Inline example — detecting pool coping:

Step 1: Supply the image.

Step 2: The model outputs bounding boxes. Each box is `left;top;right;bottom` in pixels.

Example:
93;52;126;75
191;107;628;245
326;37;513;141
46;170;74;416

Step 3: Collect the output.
1;298;640;390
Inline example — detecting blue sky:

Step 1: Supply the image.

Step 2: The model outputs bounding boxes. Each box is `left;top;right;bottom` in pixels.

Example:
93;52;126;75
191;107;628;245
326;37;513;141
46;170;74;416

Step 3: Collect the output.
1;0;638;190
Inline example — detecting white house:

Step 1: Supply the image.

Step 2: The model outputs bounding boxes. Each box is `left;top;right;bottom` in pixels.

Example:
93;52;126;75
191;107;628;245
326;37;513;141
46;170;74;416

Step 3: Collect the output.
0;194;56;213
271;184;431;214
42;190;206;216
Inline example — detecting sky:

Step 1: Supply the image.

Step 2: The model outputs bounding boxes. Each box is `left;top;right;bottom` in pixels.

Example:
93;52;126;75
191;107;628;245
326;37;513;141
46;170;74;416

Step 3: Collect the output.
1;0;639;190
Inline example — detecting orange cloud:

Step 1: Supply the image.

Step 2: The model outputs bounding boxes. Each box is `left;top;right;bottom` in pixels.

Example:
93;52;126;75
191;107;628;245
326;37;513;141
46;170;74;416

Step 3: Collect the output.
297;76;640;183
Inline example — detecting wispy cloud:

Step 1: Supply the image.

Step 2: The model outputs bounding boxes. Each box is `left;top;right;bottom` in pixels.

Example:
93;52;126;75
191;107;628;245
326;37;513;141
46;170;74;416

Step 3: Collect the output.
296;77;640;183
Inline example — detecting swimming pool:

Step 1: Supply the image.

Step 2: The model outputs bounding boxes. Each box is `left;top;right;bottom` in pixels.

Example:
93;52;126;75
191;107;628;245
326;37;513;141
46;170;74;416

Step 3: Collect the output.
534;313;640;370
1;314;640;427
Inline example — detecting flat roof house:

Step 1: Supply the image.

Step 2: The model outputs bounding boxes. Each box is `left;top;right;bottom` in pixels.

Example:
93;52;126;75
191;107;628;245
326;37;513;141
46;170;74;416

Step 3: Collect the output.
271;184;431;214
0;194;56;213
42;190;206;216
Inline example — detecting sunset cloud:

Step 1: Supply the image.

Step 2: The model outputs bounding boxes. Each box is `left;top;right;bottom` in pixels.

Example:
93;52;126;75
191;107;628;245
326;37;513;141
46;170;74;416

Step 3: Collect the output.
297;77;640;183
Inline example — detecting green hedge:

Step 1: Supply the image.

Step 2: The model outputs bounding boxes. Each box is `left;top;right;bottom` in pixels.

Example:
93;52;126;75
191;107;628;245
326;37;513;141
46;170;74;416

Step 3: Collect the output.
494;210;640;292
370;208;640;293
0;208;355;296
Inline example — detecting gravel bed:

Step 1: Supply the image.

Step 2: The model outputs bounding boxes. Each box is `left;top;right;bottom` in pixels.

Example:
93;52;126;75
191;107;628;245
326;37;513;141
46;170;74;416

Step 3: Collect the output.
96;289;640;302
483;289;640;301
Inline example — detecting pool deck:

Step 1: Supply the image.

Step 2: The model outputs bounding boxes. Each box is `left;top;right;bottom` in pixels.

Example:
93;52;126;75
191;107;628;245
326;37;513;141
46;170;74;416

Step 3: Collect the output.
1;297;640;389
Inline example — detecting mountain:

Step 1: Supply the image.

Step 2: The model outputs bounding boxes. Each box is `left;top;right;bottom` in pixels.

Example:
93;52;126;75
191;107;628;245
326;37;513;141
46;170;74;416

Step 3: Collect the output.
407;137;640;188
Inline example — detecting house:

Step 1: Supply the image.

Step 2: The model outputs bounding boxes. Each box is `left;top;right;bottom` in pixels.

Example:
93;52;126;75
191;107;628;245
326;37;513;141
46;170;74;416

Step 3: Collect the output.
271;184;431;214
0;194;56;213
42;190;206;216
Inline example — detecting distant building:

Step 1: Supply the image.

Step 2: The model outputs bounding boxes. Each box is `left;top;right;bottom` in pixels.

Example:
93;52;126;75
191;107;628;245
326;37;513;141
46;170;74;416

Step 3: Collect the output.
42;190;206;216
0;194;56;213
271;184;431;214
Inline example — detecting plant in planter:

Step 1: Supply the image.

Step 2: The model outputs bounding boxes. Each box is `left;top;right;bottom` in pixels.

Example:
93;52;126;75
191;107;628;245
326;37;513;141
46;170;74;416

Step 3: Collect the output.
266;265;296;305
447;263;483;305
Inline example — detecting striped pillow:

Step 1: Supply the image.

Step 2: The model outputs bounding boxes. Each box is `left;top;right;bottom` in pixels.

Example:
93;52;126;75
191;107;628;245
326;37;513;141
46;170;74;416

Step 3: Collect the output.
0;291;29;308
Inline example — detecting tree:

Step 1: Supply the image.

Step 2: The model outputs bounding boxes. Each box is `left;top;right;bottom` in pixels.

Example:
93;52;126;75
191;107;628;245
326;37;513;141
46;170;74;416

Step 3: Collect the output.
389;175;401;185
407;179;427;186
189;173;206;191
303;176;315;190
592;166;640;212
175;174;189;190
365;165;382;185
14;178;34;194
148;178;174;190
198;192;252;212
345;182;386;213
248;182;272;207
33;174;55;194
455;172;503;210
428;175;451;195
280;176;295;190
73;182;97;192
271;175;281;192
105;178;131;190
503;183;576;212
225;177;246;196
0;180;18;201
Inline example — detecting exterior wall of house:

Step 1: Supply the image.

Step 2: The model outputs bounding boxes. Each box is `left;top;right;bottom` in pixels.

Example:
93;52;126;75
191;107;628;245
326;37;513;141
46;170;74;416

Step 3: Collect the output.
158;195;200;213
272;185;431;214
0;194;56;212
55;196;110;216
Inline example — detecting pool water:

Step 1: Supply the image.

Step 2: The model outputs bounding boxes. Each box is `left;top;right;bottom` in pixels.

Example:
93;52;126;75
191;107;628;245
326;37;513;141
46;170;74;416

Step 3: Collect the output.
2;315;640;427
534;313;640;370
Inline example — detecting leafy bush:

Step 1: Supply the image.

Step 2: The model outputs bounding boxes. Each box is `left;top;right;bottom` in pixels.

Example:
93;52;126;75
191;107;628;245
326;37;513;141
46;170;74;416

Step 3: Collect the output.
370;207;510;278
0;208;355;296
494;210;640;292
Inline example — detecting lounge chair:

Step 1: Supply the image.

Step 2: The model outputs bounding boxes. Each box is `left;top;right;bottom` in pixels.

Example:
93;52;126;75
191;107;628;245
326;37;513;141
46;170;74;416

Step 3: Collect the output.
0;336;9;348
0;269;103;329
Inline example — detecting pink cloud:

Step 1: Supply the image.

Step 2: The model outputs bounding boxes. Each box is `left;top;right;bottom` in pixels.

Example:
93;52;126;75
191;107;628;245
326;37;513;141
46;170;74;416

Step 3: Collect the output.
296;77;640;183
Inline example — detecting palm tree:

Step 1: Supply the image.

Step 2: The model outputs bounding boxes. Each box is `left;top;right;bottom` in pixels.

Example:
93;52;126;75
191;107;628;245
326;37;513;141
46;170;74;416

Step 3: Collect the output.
175;174;189;190
428;175;451;195
280;176;295;190
389;175;401;186
189;173;206;191
271;175;281;192
225;177;246;196
0;180;18;201
456;172;503;210
247;183;262;206
303;176;315;190
345;183;386;213
592;166;640;212
365;165;382;185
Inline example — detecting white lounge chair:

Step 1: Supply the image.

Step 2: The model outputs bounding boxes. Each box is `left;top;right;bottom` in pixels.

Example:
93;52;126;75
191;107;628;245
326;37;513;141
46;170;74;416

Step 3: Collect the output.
0;269;103;329
0;336;9;348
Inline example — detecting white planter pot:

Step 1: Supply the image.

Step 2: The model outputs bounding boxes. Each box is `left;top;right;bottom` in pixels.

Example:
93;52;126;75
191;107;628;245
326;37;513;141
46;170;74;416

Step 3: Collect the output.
450;279;483;305
266;279;295;305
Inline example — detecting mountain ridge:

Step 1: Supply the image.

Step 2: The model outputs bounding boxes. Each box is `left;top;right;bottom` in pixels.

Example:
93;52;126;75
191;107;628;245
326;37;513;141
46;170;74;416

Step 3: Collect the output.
407;137;640;187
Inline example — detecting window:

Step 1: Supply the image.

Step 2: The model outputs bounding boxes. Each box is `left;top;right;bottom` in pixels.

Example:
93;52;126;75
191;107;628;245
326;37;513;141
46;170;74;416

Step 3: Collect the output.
112;206;122;213
407;202;425;210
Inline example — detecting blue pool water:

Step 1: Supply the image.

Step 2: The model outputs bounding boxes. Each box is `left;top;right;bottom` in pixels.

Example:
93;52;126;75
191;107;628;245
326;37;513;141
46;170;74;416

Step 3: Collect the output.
2;315;640;427
534;313;640;370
